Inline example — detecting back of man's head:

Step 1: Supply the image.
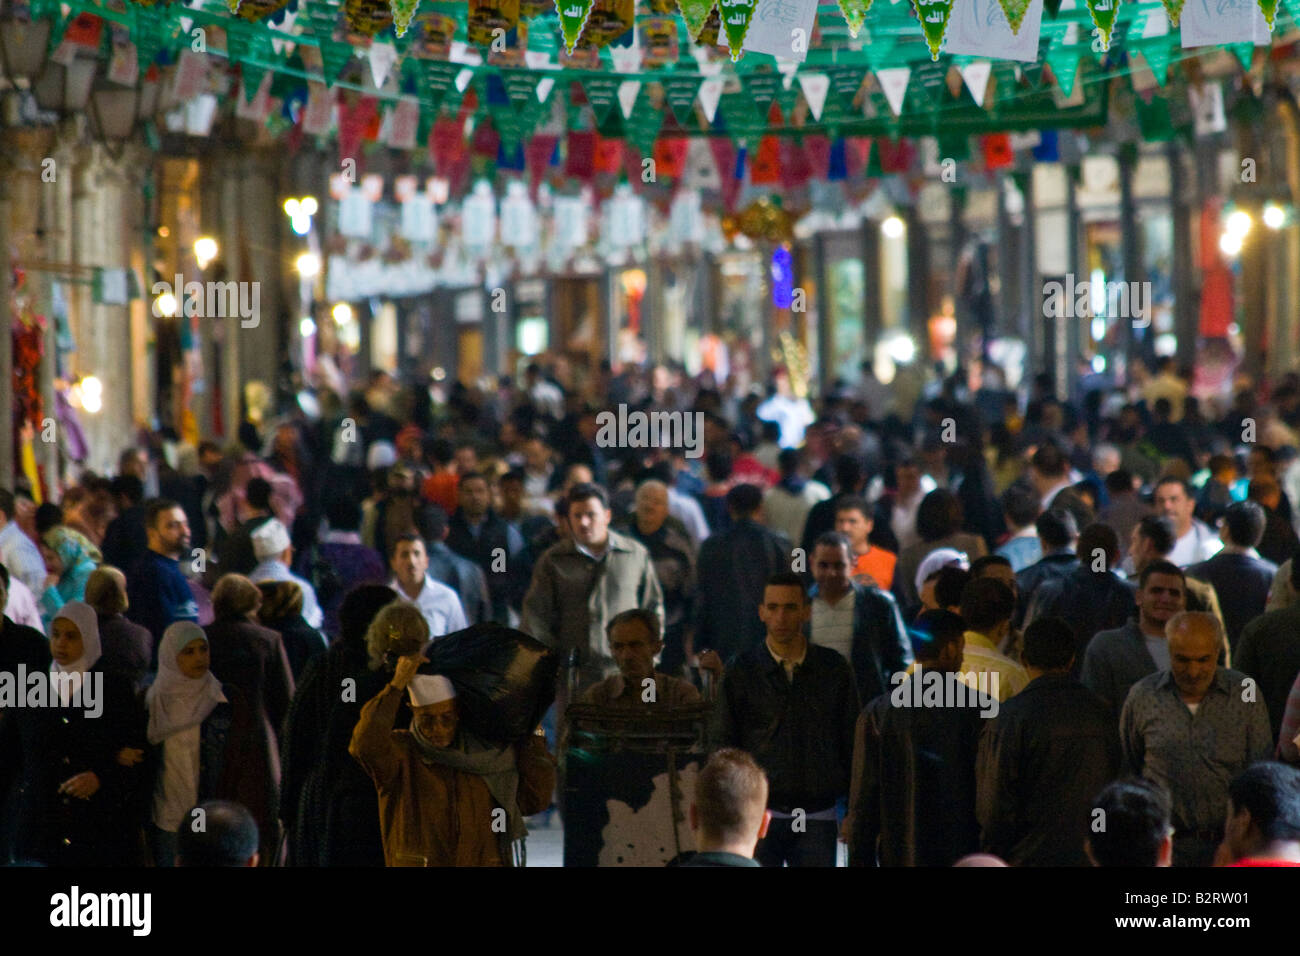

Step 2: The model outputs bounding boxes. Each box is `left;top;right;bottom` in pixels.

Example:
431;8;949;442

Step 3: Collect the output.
1222;501;1267;550
959;577;1015;633
1021;617;1075;671
1136;514;1177;557
725;483;763;518
910;609;966;664
245;477;273;513
176;800;260;867
109;474;145;507
1087;779;1173;867
1078;523;1120;570
1001;483;1042;531
1226;762;1300;861
1036;507;1078;551
933;566;972;610
1031;443;1069;479
692;749;769;855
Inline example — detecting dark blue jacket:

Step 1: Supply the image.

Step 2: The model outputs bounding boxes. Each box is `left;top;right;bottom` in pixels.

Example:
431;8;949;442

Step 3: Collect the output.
126;550;200;665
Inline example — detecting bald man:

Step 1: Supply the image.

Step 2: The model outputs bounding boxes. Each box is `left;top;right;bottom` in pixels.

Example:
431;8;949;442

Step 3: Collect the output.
619;481;696;677
1120;612;1274;866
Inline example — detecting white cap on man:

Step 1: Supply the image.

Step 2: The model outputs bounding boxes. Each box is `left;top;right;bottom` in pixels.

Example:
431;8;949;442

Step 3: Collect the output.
251;519;292;562
408;674;457;708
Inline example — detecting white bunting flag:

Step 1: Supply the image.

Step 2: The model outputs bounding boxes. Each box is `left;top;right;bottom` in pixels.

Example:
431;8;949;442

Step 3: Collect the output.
798;72;830;121
876;67;911;117
959;60;992;104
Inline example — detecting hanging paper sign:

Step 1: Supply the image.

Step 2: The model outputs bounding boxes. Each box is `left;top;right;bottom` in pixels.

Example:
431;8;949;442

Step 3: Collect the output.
946;0;1043;62
837;0;874;36
626;85;662;157
417;14;458;56
1188;81;1226;135
717;0;758;61
171;50;210;102
581;74;621;122
344;0;396;37
389;97;420;149
503;71;542;111
302;83;335;134
1084;0;1120;50
1046;44;1081;95
663;73;704;125
742;0;819;62
960;60;992;103
577;0;635;47
1179;0;1270;45
640;16;680;66
340;189;374;238
389;0;420;37
1141;44;1171;85
422;61;461;111
108;43;139;87
468;0;521;46
401;195;438;242
235;71;274;121
684;138;721;189
555;0;597;53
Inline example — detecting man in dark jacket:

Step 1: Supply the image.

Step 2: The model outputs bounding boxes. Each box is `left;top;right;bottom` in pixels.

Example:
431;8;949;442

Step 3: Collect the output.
1186;501;1277;653
1024;523;1136;675
618;480;696;678
1012;508;1079;630
0;562;53;862
126;499;201;665
211;477;274;582
976;617;1119;865
846;609;987;867
418;504;490;626
445;472;526;624
1234;560;1300;746
808;532;913;703
697;485;792;664
714;573;858;867
100;475;148;572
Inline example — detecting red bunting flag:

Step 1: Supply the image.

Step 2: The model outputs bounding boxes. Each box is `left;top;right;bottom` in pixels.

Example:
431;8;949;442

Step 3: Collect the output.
982;133;1014;170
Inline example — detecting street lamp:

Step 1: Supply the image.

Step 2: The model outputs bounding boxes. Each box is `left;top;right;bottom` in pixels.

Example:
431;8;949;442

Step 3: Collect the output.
0;16;53;85
284;196;317;236
1263;202;1287;230
296;252;320;278
881;215;906;239
194;236;219;269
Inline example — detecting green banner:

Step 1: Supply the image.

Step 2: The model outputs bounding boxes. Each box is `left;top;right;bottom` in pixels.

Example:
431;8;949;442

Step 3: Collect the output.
997;0;1033;32
555;0;596;54
742;71;781;120
1085;0;1121;50
581;74;620;123
836;0;873;37
390;0;420;36
677;0;715;39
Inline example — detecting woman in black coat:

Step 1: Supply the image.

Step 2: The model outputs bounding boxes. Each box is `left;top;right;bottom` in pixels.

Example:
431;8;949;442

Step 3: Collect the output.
255;580;327;681
9;601;147;866
280;584;397;866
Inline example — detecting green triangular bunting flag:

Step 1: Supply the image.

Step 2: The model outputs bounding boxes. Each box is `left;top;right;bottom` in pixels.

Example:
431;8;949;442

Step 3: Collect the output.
837;0;873;37
1230;42;1254;70
1141;43;1171;85
503;71;542;113
663;74;703;127
555;0;596;54
911;0;955;60
1046;44;1081;97
1085;0;1121;50
627;85;662;157
678;0;716;39
581;75;621;123
320;42;354;88
390;0;420;36
997;0;1033;32
1258;0;1280;28
717;0;758;62
1159;0;1184;24
742;72;781;121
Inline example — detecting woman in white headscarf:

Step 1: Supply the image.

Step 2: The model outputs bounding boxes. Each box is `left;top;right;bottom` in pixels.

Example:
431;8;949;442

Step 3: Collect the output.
145;621;231;867
7;600;147;866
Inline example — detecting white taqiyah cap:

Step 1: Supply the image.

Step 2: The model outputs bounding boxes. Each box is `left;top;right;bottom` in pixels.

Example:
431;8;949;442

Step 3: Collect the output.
409;674;457;708
251;518;292;561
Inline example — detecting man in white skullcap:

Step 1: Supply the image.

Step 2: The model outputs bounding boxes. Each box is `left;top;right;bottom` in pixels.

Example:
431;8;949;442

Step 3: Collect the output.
249;519;323;629
349;653;555;867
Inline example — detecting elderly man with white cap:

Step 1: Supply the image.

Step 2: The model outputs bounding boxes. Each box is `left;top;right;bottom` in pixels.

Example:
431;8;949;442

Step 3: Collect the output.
349;651;555;866
249;519;323;629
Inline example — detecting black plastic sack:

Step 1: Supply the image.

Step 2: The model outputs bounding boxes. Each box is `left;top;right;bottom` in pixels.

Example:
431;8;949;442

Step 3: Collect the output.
420;624;558;744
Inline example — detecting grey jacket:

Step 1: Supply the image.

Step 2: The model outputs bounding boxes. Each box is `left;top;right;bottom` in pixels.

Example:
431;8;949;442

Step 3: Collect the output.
520;530;664;687
1081;619;1159;722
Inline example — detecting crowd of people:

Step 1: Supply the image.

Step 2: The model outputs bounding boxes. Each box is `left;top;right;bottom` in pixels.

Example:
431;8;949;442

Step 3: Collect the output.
2;352;1300;867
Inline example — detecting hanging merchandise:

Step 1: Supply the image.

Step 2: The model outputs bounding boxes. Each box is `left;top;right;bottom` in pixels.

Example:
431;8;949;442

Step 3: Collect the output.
554;0;597;53
910;0;956;60
717;0;757;61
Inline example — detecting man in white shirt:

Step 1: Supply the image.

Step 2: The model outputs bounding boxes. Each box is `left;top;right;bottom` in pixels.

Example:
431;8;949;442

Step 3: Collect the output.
1154;476;1222;567
249;518;324;629
0;489;49;596
3;571;45;632
756;369;815;450
388;531;468;640
1029;444;1076;512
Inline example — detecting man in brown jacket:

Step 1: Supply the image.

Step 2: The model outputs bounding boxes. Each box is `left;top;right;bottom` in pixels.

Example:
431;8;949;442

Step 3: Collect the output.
350;653;555;866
